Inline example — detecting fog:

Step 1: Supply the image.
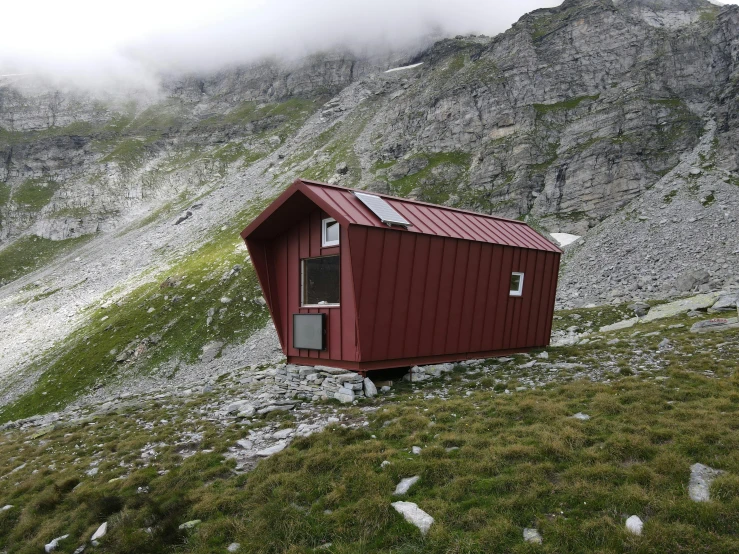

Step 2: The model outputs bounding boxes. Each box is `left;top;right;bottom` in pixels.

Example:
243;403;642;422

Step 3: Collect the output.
0;0;563;89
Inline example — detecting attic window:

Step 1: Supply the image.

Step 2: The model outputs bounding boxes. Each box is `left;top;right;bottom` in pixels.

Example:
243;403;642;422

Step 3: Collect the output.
302;256;340;306
322;218;340;247
510;272;525;297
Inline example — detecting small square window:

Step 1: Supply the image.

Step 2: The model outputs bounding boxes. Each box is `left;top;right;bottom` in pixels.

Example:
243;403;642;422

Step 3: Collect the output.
510;272;524;297
302;256;340;306
322;218;340;247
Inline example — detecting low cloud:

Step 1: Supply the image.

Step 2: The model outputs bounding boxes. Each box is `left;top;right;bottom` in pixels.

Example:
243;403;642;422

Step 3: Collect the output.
1;0;561;90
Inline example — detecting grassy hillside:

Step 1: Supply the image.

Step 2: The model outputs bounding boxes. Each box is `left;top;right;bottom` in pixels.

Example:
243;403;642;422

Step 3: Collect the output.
0;308;737;553
0;196;275;424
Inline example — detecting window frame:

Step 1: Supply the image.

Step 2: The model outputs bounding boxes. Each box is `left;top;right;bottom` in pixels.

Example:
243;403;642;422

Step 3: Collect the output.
321;217;340;247
509;272;525;297
301;255;341;308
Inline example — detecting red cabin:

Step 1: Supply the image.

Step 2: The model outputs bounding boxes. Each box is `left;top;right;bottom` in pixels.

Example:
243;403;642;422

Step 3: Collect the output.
241;178;562;373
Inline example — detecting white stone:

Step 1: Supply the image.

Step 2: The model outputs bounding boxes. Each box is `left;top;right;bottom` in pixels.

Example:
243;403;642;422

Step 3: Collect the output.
257;441;288;457
394;476;420;495
272;428;294;440
91;521;107;545
227;543;241;552
626;515;643;536
236;439;253;449
178;520;202;530
45;535;69;552
411;446;422;455
572;412;591;421
689;463;725;502
537;351;549;359
600;317;639;332
0;505;13;511
380;460;391;468
391;501;434;535
523;528;542;544
363;377;378;398
334;389;354;403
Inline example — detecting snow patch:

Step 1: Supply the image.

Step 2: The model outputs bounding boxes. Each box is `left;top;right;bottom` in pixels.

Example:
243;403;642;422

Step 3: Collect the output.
385;63;423;73
550;233;581;247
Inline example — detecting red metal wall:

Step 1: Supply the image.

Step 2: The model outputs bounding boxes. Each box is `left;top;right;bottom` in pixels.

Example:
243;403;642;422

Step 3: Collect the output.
248;209;560;371
253;208;358;363
348;226;560;365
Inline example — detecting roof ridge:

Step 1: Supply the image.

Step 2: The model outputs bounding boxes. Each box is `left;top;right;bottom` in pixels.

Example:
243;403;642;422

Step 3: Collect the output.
297;178;529;226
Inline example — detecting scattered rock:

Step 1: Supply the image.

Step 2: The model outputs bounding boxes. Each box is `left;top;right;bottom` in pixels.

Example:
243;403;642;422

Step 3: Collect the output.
710;293;738;312
256;441;288;457
336;162;349;174
641;293;719;322
629;302;651;317
600;317;638;332
658;338;671;351
178;520;202;530
523;528;543;544
334;389;355;403
91;522;107;545
675;269;710;292
363;377;378;398
45;535;69;552
391;501;434;535
201;341;224;363
690;317;739;333
393;476;420;495
689;463;725;502
626;515;643;536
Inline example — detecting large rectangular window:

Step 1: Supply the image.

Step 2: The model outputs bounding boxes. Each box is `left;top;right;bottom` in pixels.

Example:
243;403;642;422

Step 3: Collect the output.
302;256;340;306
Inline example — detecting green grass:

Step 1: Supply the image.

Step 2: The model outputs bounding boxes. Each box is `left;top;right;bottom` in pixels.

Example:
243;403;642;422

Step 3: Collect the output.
0;313;737;553
0;198;274;423
13;179;60;211
388;152;472;204
0;235;92;286
533;95;600;117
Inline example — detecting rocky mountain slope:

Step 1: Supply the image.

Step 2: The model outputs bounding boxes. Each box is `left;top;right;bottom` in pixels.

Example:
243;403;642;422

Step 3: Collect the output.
1;0;738;417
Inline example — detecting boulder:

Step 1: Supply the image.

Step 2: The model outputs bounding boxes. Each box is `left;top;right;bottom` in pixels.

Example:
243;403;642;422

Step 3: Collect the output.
600;317;638;332
391;501;434;535
334;389;355;403
363;378;378;398
629;302;651;317
675;269;710;292
641;294;719;323
690;317;739;333
710;293;738;312
178;520;202;530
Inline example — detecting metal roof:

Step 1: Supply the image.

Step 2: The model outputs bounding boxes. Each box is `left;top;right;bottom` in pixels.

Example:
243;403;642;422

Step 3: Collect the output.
242;178;562;253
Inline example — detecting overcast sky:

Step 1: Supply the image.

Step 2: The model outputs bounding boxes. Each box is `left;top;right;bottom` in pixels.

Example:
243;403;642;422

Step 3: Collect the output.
1;0;737;88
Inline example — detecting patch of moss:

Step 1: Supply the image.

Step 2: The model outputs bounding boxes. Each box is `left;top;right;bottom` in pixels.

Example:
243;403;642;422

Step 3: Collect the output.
533;95;600;116
0;235;92;286
663;189;678;204
13;178;60;211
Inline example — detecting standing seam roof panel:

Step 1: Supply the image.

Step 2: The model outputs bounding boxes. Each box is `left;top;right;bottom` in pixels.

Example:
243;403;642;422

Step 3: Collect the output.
294;180;560;253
